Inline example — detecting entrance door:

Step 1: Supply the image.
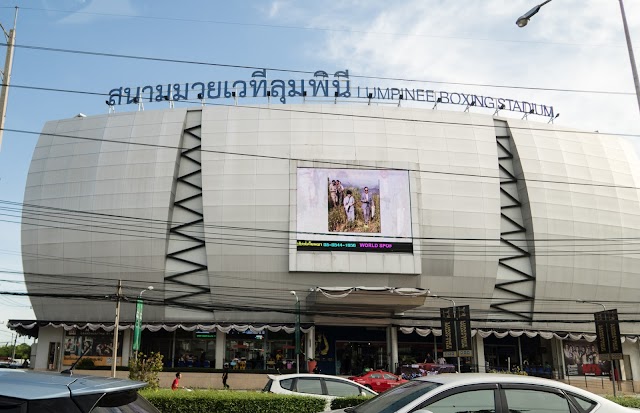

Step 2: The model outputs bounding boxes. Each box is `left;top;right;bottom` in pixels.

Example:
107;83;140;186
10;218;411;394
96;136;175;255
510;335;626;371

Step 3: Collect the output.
48;342;60;370
336;341;387;375
484;344;518;371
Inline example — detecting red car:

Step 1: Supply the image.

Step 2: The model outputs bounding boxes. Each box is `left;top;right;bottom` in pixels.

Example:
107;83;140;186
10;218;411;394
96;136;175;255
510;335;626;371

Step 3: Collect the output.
348;370;407;393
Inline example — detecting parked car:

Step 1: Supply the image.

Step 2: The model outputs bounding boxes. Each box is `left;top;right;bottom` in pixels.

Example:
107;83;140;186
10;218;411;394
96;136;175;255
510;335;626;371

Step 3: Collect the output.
348;370;407;393
0;369;160;412
263;373;377;410
329;373;633;413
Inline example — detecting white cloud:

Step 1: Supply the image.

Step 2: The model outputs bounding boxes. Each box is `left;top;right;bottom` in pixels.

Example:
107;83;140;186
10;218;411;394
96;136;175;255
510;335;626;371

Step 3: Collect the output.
56;0;137;24
271;0;640;136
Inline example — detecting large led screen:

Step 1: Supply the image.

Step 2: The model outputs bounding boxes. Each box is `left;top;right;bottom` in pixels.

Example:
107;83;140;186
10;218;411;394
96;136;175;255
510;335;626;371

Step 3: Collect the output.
296;168;412;253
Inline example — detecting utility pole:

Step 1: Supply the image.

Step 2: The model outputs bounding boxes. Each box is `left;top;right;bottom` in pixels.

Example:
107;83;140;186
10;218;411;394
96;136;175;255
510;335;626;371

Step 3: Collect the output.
0;7;18;151
111;280;122;378
10;332;17;361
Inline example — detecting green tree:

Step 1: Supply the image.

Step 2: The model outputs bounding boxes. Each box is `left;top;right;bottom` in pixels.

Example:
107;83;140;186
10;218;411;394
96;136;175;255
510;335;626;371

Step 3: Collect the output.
0;343;31;359
129;352;164;390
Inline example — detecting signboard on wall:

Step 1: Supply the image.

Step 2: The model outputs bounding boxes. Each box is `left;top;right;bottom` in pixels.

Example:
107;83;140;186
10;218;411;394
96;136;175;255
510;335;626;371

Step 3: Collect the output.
563;339;611;376
296;168;413;253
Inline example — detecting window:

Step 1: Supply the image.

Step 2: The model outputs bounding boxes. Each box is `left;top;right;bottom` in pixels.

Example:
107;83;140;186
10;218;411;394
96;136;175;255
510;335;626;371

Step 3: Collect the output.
504;389;571;413
370;374;382;379
279;378;294;391
416;389;495;413
567;393;597;413
262;379;273;392
296;378;324;395
325;380;361;397
383;374;397;380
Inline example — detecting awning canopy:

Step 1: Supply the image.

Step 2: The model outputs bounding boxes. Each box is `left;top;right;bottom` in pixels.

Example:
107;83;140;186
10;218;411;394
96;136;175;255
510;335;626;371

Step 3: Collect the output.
7;320;313;338
308;287;428;316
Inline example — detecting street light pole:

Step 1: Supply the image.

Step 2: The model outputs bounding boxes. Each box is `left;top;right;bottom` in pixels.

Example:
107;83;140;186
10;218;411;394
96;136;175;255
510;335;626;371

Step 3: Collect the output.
290;291;300;374
516;0;640;115
134;286;153;361
577;300;616;397
432;294;460;373
111;280;122;378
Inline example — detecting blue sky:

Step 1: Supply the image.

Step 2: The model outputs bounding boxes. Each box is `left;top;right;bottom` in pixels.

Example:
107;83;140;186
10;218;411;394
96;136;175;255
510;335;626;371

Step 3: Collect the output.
0;0;639;342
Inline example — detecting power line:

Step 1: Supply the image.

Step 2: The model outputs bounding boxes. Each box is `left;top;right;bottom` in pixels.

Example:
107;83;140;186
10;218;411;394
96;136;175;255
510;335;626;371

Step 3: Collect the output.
12;6;623;49
2;43;636;96
4;118;640;191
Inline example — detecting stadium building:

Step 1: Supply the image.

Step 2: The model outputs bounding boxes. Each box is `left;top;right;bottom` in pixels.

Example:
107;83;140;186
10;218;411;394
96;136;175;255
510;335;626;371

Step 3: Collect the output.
9;99;640;383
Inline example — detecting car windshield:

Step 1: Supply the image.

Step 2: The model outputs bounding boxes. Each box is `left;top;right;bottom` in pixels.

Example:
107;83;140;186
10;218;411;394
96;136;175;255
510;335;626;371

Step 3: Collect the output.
351;380;440;413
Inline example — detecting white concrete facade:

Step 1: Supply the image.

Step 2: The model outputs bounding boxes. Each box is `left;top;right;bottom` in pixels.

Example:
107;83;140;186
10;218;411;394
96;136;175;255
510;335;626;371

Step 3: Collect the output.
17;105;640;371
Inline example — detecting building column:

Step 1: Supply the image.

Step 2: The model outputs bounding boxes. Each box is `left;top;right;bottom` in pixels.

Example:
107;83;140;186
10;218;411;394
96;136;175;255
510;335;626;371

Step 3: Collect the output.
474;333;486;373
120;329;131;367
551;337;565;380
306;326;316;371
390;326;398;372
215;331;226;369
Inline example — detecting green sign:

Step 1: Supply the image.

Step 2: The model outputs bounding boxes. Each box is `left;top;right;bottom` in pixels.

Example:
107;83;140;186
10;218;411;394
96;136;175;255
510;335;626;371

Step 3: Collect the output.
133;299;143;351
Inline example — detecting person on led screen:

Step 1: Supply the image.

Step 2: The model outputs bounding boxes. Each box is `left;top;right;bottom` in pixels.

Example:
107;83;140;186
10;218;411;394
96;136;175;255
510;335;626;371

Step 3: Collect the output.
329;180;338;207
336;180;344;206
361;187;373;227
343;190;355;223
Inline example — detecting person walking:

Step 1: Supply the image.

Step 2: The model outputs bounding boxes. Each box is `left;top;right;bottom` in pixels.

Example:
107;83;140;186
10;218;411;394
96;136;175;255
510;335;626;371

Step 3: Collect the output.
171;372;182;390
222;363;230;389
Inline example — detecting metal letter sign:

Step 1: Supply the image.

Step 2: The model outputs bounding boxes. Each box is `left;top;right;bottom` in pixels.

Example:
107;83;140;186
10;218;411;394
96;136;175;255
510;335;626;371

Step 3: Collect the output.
594;309;623;360
456;305;473;357
440;307;457;357
132;299;143;351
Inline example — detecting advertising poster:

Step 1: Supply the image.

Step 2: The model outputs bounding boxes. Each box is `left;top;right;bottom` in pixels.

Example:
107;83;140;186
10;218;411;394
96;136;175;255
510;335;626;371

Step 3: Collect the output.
563;339;611;376
296;168;413;252
63;330;123;366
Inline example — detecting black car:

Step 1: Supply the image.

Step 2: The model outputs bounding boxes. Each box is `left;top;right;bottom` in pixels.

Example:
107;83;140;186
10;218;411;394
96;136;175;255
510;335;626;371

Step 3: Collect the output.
0;369;160;412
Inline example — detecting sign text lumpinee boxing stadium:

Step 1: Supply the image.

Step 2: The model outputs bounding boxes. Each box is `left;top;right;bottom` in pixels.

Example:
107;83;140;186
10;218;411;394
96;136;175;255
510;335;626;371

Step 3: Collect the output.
108;69;555;117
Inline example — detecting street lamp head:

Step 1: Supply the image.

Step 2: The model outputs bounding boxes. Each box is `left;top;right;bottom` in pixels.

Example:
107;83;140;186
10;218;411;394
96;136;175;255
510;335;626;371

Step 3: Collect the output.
147;286;154;291
290;290;299;302
516;0;553;28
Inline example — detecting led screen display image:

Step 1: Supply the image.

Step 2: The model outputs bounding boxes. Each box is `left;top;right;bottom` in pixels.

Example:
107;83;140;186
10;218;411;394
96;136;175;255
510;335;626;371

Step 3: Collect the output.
297;168;413;253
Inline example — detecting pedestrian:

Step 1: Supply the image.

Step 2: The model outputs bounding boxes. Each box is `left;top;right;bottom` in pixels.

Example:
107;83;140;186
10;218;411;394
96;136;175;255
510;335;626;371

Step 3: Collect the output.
222;363;230;389
171;372;182;390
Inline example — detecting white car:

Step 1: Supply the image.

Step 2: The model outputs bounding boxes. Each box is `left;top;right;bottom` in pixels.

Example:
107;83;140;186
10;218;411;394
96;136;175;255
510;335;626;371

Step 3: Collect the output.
263;373;377;410
329;373;636;413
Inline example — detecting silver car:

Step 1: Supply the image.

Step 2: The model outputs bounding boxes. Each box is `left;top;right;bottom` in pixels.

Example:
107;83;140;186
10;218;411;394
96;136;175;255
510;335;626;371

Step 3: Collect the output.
0;369;160;412
329;373;635;413
264;373;378;410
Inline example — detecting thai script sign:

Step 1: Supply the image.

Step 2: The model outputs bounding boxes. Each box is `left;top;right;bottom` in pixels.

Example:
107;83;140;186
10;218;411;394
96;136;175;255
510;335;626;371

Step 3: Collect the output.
594;309;623;361
107;69;555;117
440;305;473;357
296;240;413;253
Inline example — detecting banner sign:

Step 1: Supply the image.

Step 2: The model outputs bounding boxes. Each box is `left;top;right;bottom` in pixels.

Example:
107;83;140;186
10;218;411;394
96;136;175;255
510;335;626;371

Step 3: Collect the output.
456;305;473;356
594;309;623;360
108;69;555;117
132;299;143;351
296;240;413;253
440;307;456;355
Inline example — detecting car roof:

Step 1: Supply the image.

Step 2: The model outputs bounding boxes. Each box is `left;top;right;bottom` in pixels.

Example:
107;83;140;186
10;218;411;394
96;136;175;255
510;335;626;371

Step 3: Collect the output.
413;373;612;402
268;373;379;394
270;373;355;381
0;369;147;400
